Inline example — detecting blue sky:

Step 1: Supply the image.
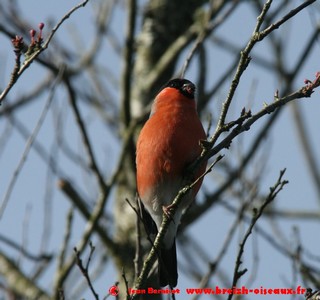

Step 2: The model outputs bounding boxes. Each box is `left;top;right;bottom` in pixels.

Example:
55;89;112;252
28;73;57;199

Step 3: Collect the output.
1;1;320;299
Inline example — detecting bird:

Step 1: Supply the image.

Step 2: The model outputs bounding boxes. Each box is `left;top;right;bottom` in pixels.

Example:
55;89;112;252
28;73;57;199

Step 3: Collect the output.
136;78;207;287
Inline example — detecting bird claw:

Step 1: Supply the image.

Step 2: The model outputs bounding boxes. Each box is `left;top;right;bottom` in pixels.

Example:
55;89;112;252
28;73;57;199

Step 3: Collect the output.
162;204;176;223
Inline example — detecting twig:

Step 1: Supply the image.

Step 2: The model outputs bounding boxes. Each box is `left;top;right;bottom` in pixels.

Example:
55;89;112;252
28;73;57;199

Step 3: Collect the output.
120;0;137;127
132;197;143;281
219;199;320;287
204;72;320;163
74;242;99;300
57;207;74;270
263;209;320;220
0;0;90;103
125;196;155;286
6;113;63;176
121;268;130;300
291;101;320;200
0;250;50;300
216;0;273;132
189;155;224;190
185;21;320;228
17;203;32;266
0;66;65;219
53;179;116;298
214;0;316;142
180;0;238;77
192;200;250;300
55;113;149;295
227;169;288;300
258;0;317;38
305;288;320;300
58;289;65;300
0;234;52;262
65;78;106;191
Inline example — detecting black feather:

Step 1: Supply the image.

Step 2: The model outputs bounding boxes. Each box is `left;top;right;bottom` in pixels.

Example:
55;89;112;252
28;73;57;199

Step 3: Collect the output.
159;239;178;287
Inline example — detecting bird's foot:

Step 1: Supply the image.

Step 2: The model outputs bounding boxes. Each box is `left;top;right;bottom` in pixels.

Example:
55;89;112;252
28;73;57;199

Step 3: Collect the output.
162;204;176;223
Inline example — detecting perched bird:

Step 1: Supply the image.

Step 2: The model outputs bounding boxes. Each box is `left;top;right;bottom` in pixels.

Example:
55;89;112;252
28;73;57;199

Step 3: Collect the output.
136;78;207;287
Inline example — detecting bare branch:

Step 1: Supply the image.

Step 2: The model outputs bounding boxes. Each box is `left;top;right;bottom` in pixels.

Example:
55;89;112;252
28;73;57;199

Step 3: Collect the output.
57;207;74;270
228;169;288;300
215;0;316;133
74;243;99;300
120;0;137;128
0;234;52;262
0;251;50;300
216;0;273;131
205;73;320;163
180;1;238;77
0;0;90;103
0;66;65;219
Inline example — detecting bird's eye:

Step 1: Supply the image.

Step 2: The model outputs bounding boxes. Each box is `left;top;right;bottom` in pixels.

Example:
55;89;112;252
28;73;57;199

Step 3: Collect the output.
182;83;195;96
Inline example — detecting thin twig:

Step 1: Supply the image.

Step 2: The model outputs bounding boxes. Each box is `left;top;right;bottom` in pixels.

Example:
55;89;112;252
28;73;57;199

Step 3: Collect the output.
0;234;52;262
259;0;317;38
292;102;320;200
216;0;272;132
53;183;115;298
74;242;99;300
0;66;65;219
120;0;137;127
227;169;288;300
0;0;90;103
214;0;316;141
121;268;130;300
65;78;106;190
57;207;74;270
0;250;50;300
180;0;238;77
192;200;250;300
126;197;149;283
201;73;320;168
186;17;320;228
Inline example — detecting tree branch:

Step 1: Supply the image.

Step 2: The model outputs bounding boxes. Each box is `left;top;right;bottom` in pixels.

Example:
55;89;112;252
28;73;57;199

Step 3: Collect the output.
0;0;90;103
228;169;288;300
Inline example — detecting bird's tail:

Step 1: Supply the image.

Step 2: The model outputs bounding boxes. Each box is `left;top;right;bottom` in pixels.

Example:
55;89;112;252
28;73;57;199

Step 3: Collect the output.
159;239;178;287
